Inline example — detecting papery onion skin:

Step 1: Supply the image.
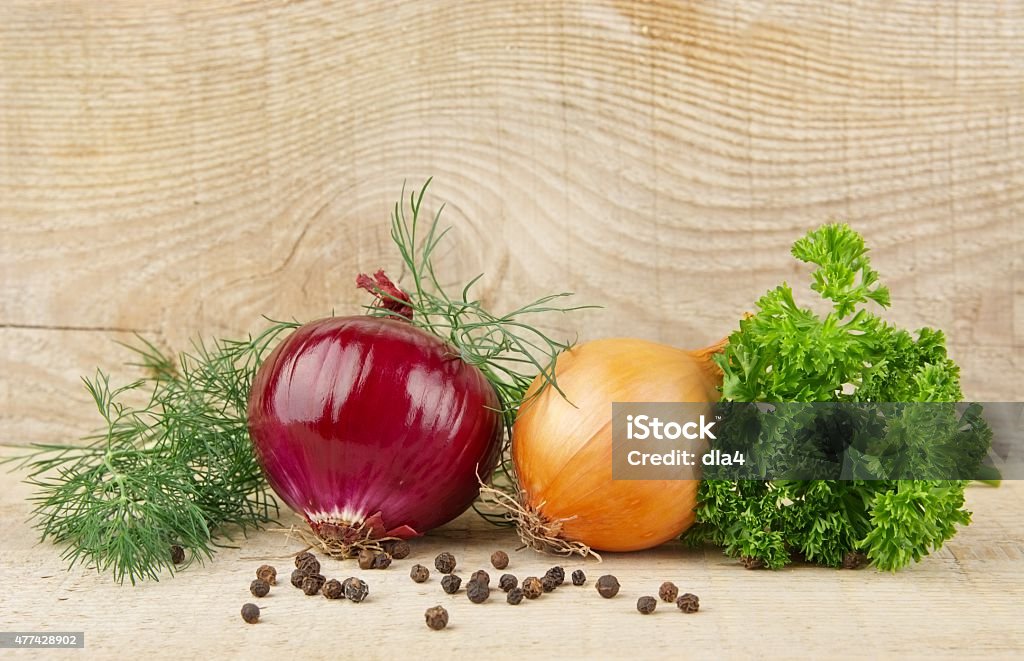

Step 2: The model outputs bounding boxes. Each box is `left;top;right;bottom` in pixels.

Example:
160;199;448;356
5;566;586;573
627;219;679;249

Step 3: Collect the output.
248;316;503;541
512;338;723;552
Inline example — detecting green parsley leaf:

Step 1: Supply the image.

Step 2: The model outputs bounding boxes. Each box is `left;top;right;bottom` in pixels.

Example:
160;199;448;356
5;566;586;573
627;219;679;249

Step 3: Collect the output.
689;223;984;571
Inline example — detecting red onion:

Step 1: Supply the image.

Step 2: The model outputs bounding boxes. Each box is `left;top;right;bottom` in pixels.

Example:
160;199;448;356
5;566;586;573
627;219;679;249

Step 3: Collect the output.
247;314;503;545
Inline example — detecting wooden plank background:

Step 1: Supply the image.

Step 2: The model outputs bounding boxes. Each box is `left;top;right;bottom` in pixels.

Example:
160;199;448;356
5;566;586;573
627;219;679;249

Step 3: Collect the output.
0;1;1022;658
1;0;1021;446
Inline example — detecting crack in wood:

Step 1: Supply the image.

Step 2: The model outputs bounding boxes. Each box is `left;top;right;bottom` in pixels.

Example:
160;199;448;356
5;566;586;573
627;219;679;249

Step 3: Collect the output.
0;322;154;334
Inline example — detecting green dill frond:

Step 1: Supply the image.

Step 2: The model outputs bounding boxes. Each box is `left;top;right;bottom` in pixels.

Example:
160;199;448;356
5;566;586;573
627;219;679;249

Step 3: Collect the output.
5;180;586;581
6;321;298;584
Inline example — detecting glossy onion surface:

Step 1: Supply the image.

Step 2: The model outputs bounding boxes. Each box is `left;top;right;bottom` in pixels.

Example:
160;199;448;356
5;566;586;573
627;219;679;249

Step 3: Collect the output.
248;316;502;540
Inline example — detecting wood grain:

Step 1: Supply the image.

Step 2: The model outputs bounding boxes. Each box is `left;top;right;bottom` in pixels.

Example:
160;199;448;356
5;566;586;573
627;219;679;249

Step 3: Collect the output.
0;4;1022;655
2;1;1022;443
0;453;1021;659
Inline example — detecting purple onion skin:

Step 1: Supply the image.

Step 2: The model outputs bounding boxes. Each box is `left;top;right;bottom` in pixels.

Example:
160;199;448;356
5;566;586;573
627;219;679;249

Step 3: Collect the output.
248;316;502;540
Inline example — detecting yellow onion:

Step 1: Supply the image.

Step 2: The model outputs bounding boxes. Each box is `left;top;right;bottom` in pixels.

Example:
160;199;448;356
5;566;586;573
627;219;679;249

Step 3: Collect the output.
510;337;724;553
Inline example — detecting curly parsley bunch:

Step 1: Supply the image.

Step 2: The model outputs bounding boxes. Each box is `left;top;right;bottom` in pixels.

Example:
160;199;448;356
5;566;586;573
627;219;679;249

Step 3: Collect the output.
688;224;984;571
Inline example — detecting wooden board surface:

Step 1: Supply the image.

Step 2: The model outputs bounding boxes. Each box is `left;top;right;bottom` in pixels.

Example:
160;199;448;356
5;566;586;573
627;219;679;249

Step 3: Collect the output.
1;0;1022;445
1;2;1022;659
0;457;1022;660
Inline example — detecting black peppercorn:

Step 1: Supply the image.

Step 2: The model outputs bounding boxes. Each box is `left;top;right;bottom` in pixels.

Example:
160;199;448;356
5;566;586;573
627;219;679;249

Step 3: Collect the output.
490;550;509;570
391;540;411;560
544;566;565;586
301;574;326;596
294;551;314;568
240;602;260;624
637;596;657;614
740;556;765;570
342;577;369;602
676;593;700;613
596;574;620;598
170;545;185;565
323;579;344;600
250;579;270;598
506;587;524;605
541;575;558;592
466;580;490;604
372;553;392;570
498;574;517;592
357;549;376;570
256;564;277;585
290;569;307;589
571;569;586;586
842;551;868;570
521;576;543;599
425;605;449;630
658;581;678;603
298;557;321;575
434;552;456;574
410;564;430;583
441;574;462;594
470;569;490;586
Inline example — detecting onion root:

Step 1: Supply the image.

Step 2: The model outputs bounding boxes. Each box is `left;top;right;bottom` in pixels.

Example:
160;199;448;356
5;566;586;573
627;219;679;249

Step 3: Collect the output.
477;483;603;562
271;517;406;560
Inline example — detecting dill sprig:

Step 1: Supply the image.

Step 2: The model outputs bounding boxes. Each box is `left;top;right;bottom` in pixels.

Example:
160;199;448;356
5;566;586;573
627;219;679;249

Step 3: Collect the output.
5;180;587;581
6;322;297;584
365;180;594;525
